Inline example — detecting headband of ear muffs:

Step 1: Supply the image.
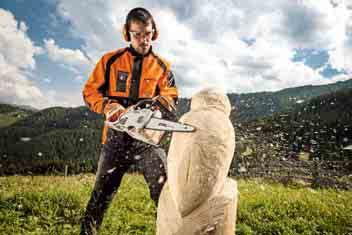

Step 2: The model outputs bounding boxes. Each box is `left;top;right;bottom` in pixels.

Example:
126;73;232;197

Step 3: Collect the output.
122;8;159;42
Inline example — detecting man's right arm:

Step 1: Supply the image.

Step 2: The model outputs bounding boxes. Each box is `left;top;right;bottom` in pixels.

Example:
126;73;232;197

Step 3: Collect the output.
83;56;108;114
82;55;124;116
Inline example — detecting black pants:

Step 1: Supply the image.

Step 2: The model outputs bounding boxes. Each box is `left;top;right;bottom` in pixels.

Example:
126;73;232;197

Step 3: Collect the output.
80;129;167;235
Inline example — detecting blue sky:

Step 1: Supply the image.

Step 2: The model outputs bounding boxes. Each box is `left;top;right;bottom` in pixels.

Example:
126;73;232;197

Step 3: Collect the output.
0;0;351;108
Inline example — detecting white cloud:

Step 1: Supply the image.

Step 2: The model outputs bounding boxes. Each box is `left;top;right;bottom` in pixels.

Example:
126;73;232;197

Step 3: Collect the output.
0;55;43;103
0;8;45;107
54;0;352;98
0;9;41;69
43;88;84;108
43;77;52;83
44;38;92;75
56;1;134;61
0;8;83;109
74;75;84;82
328;3;352;74
152;7;328;95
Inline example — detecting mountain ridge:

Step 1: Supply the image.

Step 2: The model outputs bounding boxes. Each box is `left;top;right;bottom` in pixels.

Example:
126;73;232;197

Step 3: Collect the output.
1;79;351;175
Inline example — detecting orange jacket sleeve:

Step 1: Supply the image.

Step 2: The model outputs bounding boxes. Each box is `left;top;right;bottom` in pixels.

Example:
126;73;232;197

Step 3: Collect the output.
158;68;179;104
82;55;109;114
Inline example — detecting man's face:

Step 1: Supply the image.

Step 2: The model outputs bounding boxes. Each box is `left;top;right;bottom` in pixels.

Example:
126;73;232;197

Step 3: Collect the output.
129;20;154;55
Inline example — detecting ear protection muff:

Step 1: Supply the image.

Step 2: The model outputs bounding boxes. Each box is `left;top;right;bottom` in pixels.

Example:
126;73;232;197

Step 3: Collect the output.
122;21;159;42
122;24;130;42
151;24;159;41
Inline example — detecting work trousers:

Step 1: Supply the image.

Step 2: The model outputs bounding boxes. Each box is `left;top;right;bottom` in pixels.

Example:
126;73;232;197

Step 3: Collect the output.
80;128;167;235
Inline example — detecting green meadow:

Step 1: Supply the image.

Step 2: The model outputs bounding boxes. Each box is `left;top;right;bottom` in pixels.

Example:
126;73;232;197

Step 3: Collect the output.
0;174;351;235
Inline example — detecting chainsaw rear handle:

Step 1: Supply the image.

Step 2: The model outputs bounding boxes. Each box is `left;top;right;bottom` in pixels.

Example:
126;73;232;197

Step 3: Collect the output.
133;99;154;109
133;98;177;121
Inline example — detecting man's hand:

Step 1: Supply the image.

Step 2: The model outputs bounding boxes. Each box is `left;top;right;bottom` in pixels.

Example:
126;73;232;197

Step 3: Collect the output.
104;102;126;122
152;96;176;112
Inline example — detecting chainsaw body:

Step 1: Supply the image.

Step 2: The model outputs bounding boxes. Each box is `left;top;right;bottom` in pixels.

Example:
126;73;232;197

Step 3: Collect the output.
105;99;195;146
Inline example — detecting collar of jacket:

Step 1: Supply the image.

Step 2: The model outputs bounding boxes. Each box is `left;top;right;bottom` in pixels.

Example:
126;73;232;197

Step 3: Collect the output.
127;45;153;58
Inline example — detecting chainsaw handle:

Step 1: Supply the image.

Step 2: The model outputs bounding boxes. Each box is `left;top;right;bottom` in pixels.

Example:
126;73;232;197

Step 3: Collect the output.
133;99;153;110
132;98;177;121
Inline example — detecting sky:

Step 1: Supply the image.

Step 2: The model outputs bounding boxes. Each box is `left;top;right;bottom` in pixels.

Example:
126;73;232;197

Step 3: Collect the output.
0;0;351;109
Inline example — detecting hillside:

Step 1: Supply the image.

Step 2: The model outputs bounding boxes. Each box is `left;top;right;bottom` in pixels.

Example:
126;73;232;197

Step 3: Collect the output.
0;103;35;128
232;88;352;188
234;87;352;161
228;78;352;122
175;79;352;122
0;106;103;174
1;79;352;177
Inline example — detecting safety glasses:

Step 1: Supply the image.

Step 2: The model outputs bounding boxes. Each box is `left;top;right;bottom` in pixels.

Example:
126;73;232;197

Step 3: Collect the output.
129;29;155;39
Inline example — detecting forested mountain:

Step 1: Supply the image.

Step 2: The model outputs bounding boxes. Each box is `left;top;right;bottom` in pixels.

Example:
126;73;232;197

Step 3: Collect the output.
234;87;352;163
0;103;35;128
1;79;351;175
177;79;352;122
0;106;103;174
229;78;352;121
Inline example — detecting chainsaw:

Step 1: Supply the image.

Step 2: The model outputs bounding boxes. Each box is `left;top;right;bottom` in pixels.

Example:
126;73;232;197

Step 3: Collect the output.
105;99;195;146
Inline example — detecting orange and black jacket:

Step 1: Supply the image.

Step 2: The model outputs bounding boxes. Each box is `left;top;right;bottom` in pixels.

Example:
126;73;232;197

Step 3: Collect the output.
83;46;178;143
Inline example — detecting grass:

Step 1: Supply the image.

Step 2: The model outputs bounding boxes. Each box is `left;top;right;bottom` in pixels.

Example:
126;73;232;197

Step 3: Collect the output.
0;111;31;128
0;174;351;235
236;180;352;234
0;113;21;128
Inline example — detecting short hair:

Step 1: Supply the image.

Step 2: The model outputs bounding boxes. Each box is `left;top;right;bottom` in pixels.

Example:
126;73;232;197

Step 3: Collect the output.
125;7;156;30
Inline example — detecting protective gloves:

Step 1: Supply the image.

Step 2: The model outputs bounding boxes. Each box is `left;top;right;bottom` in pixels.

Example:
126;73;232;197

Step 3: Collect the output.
103;102;126;122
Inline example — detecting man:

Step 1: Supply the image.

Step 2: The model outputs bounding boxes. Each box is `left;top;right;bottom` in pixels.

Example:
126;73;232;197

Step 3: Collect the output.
81;7;178;235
